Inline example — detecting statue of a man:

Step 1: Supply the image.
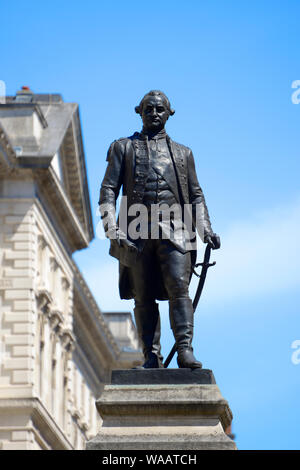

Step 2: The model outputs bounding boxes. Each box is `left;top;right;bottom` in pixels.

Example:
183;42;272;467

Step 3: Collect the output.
99;90;220;369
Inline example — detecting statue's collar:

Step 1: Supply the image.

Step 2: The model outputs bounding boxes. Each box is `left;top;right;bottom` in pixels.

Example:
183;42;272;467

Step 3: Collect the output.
140;128;167;141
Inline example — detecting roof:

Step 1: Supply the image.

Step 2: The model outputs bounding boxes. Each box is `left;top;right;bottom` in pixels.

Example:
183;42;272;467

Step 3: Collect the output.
0;89;94;246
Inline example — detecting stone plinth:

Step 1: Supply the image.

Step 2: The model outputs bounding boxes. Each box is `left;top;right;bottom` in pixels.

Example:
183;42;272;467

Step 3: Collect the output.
86;369;236;450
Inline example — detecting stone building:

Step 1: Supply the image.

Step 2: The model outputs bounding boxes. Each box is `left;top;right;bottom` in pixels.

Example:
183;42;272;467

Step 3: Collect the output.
0;87;142;450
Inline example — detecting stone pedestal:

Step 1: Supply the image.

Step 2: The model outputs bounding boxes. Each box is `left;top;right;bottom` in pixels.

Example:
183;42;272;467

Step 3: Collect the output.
86;369;236;450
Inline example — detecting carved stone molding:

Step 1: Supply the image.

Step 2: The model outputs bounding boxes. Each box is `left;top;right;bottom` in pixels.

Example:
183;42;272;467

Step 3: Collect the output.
49;309;64;332
37;234;47;250
50;256;60;273
61;277;70;290
36;289;53;313
71;409;81;421
79;420;89;434
0;123;18;168
71;408;89;436
60;329;75;352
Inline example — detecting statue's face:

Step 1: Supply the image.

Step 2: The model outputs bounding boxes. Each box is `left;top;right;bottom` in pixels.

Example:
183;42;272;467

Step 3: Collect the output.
141;95;170;132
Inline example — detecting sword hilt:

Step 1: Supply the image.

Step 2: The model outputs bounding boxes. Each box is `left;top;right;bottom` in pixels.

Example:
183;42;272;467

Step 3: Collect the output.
193;261;216;278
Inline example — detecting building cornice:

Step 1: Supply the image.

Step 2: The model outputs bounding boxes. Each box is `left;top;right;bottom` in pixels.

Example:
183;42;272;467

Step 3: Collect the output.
0;102;48;128
0;122;18;170
60;111;94;243
0;398;74;450
36;166;90;252
73;263;120;356
0;99;94;247
73;268;121;369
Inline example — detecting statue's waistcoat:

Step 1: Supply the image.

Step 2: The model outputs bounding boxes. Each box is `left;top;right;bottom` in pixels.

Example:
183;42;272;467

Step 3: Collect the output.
143;138;178;207
128;134;188;208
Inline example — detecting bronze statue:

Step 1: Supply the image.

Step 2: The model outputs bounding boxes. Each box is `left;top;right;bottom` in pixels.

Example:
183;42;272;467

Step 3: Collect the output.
99;90;220;369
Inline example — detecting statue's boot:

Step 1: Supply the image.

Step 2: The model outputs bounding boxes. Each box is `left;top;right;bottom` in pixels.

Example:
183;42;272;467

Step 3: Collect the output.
133;303;164;368
169;297;202;369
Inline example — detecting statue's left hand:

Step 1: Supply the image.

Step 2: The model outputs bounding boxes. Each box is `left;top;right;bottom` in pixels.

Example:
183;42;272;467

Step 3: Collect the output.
205;233;221;250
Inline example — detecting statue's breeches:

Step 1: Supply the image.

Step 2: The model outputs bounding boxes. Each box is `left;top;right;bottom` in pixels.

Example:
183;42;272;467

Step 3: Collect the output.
129;239;192;304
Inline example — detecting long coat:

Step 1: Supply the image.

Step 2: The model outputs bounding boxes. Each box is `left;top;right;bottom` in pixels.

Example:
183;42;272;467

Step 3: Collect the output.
99;132;213;300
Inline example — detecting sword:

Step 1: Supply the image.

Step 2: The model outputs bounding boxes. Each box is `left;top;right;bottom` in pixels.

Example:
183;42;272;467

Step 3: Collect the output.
163;244;216;368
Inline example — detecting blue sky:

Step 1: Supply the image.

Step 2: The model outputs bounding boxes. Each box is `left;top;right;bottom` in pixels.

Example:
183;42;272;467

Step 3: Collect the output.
1;0;300;449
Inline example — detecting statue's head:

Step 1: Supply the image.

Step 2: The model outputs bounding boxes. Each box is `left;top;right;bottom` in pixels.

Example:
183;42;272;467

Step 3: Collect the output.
135;90;175;133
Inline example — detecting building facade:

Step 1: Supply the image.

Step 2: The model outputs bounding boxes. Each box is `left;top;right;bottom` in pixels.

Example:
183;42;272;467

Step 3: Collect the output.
0;88;142;450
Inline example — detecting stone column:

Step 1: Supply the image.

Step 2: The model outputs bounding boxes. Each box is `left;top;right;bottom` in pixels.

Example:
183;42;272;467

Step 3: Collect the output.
86;369;237;450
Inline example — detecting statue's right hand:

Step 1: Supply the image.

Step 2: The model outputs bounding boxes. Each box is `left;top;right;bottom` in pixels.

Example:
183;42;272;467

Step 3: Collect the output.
110;228;138;253
118;237;138;253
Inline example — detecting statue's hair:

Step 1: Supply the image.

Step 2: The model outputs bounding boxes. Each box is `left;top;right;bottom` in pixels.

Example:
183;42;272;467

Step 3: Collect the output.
135;90;175;116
